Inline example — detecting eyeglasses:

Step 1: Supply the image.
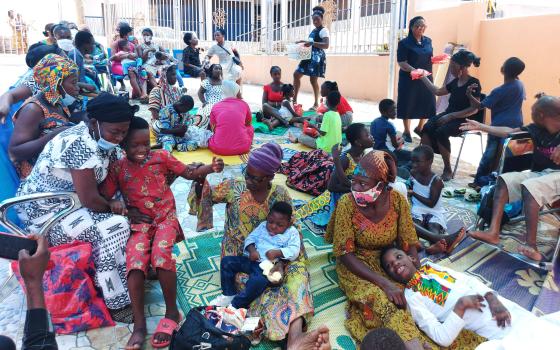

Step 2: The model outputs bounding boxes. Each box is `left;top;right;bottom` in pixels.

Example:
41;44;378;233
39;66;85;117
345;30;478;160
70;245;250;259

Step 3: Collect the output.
244;168;267;183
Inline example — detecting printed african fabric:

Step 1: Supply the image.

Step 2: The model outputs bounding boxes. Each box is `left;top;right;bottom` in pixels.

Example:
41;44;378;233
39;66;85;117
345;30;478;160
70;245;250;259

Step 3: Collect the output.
12;93;72;179
187;178;314;341
16;122;130;309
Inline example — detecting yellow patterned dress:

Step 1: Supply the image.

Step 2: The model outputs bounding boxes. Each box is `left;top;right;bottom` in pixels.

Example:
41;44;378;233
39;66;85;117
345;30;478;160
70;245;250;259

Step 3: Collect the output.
188;178;314;341
326;191;484;349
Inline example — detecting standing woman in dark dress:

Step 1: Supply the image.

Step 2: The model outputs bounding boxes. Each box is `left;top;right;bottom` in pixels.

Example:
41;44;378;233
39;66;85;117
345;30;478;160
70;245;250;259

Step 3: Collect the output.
420;50;481;181
293;6;330;110
397;16;435;142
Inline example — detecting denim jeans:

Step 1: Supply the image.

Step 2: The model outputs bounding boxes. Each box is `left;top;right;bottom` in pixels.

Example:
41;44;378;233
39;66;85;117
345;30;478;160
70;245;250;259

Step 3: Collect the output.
220;256;270;309
474;135;503;186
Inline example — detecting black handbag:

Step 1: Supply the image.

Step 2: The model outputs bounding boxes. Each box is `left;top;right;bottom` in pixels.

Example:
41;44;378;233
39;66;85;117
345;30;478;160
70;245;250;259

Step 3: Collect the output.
170;306;252;350
217;44;242;66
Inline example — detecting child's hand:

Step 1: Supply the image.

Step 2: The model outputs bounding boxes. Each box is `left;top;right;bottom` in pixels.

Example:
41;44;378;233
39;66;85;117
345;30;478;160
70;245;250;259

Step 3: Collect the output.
211;157;224;173
249;250;260;262
454;294;485;317
109;199;128;215
331;144;341;159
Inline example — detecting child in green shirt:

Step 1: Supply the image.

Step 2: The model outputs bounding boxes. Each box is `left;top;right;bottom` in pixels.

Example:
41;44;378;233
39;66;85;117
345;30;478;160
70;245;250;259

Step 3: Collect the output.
289;91;342;152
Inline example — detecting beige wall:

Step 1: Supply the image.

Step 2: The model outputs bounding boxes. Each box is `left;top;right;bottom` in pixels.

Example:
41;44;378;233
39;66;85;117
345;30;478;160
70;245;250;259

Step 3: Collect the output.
241;1;560;123
241;54;391;102
415;2;560;123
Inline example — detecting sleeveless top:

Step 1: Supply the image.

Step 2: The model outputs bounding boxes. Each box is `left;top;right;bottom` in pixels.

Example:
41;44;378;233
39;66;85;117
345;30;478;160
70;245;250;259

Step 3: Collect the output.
264;84;284;103
410;175;447;229
12;93;72;179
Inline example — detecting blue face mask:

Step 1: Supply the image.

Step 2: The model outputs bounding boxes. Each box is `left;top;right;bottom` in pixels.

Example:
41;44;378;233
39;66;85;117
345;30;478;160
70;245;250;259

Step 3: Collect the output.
128;35;135;42
96;123;119;151
60;86;76;107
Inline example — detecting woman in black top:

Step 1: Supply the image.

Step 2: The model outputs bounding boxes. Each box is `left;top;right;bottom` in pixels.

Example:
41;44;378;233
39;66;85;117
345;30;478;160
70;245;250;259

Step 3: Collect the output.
420;50;482;181
182;32;204;78
397;16;435;142
293;6;330;110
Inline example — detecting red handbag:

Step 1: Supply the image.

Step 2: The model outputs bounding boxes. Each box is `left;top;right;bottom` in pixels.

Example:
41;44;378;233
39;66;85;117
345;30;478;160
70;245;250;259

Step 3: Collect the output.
12;241;115;334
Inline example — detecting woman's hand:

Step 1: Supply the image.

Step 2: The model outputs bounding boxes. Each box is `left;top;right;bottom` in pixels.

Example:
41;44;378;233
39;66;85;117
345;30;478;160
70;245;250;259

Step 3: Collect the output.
435;114;454;126
466;83;479;97
381;281;407;308
331;143;341;160
303;41;313;47
460;119;483;132
127;207;152;224
109;199;128;215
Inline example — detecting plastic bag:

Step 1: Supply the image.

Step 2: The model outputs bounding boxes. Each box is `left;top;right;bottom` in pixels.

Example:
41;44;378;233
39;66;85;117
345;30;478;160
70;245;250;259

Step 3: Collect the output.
411;69;431;80
302;121;319;137
431;53;450;64
12;241;115;334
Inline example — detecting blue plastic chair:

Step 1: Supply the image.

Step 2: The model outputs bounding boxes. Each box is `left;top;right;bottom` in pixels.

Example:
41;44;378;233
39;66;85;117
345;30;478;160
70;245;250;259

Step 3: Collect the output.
107;47;126;90
172;49;192;79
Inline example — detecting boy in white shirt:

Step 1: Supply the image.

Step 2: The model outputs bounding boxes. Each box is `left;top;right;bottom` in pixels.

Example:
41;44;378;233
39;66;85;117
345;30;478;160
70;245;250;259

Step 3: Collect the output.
381;247;559;348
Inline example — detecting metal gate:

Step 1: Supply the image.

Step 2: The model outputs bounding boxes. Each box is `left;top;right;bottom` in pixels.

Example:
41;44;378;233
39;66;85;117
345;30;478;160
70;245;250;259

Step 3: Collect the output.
90;0;403;55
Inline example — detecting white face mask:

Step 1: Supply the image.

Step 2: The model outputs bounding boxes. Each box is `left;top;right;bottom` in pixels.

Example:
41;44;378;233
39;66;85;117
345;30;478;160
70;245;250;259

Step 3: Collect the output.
143;35;152;43
96;123;119;151
60;86;76;107
57;39;74;52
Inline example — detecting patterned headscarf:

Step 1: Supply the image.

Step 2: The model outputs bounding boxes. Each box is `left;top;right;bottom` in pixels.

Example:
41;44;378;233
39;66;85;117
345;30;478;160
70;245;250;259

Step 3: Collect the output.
33;53;79;106
248;143;283;176
354;150;397;183
157;64;181;106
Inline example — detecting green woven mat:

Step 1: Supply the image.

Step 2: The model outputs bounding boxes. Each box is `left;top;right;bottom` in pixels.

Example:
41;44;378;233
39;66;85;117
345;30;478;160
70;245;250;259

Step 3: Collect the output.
251;111;318;135
173;225;357;349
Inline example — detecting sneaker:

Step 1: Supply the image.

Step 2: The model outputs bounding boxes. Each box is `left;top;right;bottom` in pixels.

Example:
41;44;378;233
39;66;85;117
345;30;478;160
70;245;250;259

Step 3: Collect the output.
209;294;235;307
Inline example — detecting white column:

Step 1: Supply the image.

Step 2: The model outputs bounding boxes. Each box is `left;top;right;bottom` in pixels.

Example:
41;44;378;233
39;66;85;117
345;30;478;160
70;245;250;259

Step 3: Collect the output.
281;0;288;42
205;0;214;41
387;0;401;99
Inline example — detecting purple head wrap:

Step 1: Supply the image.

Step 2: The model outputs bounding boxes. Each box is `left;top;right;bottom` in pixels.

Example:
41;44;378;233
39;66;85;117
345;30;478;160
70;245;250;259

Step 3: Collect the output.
247;143;283;176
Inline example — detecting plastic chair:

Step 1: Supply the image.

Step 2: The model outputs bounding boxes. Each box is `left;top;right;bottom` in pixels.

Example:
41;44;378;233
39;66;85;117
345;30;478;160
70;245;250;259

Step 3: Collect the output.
475;131;560;271
171;49;192;78
106;48;126;94
451;94;487;179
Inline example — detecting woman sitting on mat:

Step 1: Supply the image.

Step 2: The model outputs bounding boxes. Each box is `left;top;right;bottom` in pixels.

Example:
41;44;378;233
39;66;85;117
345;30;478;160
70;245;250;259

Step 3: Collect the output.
195;64;224;129
260;66;287;129
148;65;181;121
188;143;330;350
9;54;80;179
326;150;480;348
207;80;253;156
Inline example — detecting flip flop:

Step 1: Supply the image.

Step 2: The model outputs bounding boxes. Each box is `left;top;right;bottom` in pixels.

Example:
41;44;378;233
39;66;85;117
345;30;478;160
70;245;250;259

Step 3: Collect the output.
464;189;481;202
442;188;455;198
453;188;467;196
446;228;466;254
151;317;180;348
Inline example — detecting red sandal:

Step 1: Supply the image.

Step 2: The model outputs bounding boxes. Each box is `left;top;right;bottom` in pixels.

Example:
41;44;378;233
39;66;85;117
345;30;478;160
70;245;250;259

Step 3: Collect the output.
151;317;180;348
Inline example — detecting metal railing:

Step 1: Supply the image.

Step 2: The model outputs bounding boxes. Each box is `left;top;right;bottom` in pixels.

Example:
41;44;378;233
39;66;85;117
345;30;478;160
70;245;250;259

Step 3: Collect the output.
84;16;106;36
94;0;399;55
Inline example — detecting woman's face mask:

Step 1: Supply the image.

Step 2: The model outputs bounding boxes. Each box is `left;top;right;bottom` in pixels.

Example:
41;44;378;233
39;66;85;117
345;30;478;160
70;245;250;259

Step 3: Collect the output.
96;122;119;151
57;39;74;52
128;35;135;43
60;86;76;107
352;181;384;207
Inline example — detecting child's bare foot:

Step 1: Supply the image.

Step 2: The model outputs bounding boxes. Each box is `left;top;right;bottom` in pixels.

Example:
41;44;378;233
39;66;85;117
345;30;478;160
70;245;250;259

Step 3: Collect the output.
288;133;298;143
518;245;543;261
444;227;466;254
426;239;447;255
287;325;331;350
469;229;501;245
152;310;181;346
125;327;146;350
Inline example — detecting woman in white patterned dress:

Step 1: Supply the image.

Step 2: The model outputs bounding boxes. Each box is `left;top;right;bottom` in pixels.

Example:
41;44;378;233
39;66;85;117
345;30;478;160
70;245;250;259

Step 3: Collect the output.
195;64;224;129
15;93;136;320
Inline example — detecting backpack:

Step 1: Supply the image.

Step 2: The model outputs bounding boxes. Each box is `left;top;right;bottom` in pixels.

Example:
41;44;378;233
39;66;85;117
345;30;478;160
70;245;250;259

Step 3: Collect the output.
170;306;251;350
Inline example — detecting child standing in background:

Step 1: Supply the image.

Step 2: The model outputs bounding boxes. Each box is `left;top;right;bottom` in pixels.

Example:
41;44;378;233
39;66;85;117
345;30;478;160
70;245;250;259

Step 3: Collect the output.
466;57;526;189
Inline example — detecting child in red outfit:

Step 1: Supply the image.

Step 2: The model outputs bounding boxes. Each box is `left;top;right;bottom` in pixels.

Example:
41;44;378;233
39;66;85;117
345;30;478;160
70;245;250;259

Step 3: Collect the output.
99;117;224;349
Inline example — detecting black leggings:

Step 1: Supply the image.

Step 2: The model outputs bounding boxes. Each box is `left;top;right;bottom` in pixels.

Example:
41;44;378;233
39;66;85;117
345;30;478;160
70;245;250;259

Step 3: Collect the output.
422;113;465;154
